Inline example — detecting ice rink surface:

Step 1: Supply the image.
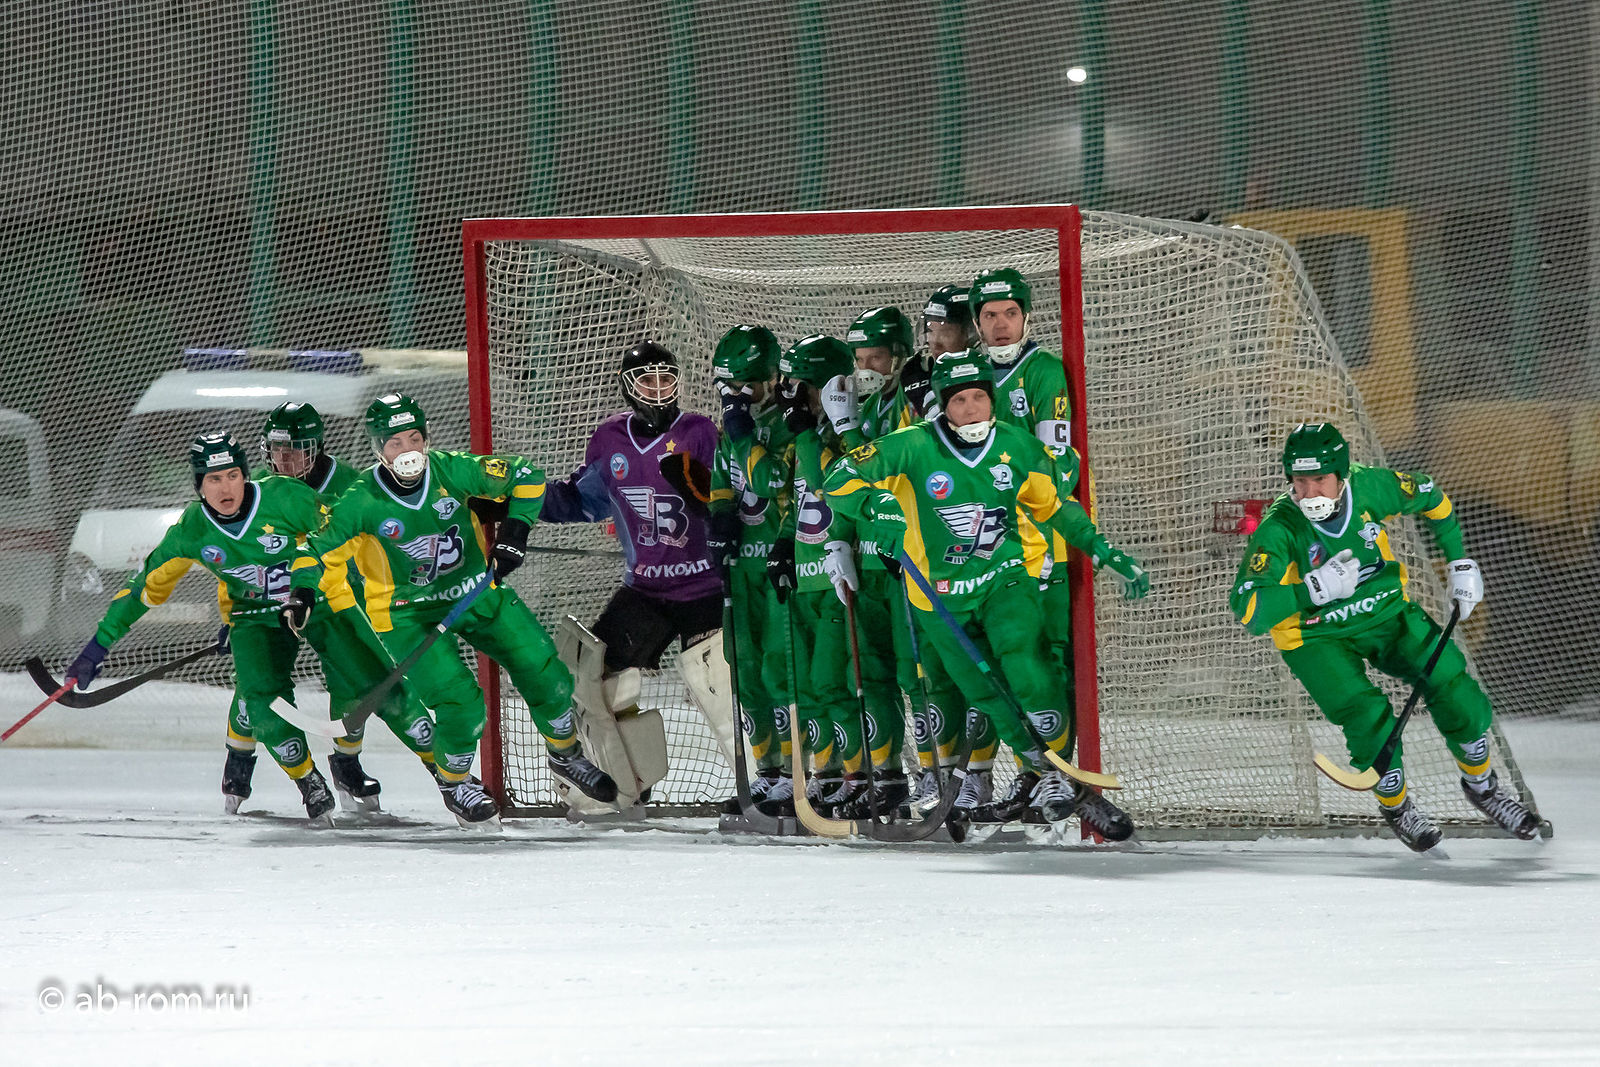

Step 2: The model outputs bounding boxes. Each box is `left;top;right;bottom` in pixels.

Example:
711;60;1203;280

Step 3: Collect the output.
3;673;1597;1065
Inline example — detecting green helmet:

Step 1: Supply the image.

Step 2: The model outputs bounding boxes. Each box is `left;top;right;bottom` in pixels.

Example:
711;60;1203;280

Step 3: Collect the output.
969;267;1033;316
922;284;974;330
365;393;429;445
189;431;250;490
712;324;780;384
260;401;325;473
1281;422;1350;481
930;349;995;406
777;335;855;389
845;306;914;362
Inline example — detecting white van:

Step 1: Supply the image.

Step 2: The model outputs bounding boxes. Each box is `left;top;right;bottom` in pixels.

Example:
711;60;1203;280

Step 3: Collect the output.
0;406;57;653
56;348;469;649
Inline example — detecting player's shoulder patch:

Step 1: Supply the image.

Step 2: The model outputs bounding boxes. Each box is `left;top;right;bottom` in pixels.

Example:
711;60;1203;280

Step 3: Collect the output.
480;456;510;479
1248;550;1271;574
849;442;878;463
1052;395;1071;419
1396;471;1416;497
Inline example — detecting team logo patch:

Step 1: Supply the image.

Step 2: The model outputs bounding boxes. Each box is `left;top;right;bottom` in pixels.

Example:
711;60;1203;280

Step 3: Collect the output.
432;497;459;521
1053;396;1071;419
610;452;629;479
272;737;306;766
201;545;225;565
1308;542;1327;568
926;471;954;500
1248;551;1270;574
1360;521;1381;550
989;464;1013;492
850;443;878;462
379;518;404;539
1009;387;1028;417
481;457;509;479
257;533;289;553
1397;472;1416;497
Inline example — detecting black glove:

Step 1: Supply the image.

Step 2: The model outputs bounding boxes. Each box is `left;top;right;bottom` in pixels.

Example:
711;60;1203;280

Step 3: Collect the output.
279;588;315;637
215;625;232;655
718;381;756;441
67;637;109;691
707;509;740;592
877;550;903;578
491;517;532;579
660;452;712;513
767;536;797;603
778;380;815;434
900;356;935;419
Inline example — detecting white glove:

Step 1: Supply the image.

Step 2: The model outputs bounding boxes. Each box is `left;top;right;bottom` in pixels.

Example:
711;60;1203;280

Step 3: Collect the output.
1304;548;1360;607
821;539;859;605
1447;558;1483;620
819;374;860;435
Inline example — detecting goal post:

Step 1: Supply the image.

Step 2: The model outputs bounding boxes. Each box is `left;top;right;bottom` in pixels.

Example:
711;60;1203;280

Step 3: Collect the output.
461;204;1538;834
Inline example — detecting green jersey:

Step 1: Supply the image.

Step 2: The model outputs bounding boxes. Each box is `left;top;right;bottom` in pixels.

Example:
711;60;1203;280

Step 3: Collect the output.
823;419;1107;613
95;476;330;646
310;449;545;631
709;401;792;572
1230;463;1464;651
782;426;846;593
309;455;362;500
840;387;915;573
992;343;1073;459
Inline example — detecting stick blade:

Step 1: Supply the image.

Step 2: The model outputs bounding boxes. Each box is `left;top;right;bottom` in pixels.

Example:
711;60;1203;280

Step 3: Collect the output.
269;698;350;740
1313;750;1380;791
1044;749;1122;790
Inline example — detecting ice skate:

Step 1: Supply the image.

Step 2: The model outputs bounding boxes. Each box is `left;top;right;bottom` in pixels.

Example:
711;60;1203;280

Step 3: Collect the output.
908;767;944;814
440;775;501;830
328;751;382;813
832;768;910;820
222;748;256;816
295;767;337;827
1071;781;1134;840
972;770;1039;824
1379;796;1441;853
755;772;795;817
1461;771;1539;840
944;767;993;831
722;767;783;815
548;746;618;804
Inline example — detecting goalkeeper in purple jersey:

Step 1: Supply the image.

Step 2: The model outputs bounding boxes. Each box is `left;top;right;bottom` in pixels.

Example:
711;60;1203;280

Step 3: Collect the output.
540;341;743;804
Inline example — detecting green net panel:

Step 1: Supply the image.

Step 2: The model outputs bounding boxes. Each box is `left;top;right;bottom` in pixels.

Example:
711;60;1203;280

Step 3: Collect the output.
468;206;1536;831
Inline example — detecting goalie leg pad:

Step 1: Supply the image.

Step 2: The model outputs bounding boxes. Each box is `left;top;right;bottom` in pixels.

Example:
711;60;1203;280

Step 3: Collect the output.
556;616;667;814
678;630;747;779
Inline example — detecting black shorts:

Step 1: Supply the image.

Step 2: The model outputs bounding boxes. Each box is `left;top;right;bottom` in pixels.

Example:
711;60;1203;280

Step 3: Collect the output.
591;586;723;671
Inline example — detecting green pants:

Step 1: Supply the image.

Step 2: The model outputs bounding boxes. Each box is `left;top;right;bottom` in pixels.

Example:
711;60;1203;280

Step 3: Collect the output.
726;564;792;769
227;608;434;765
1039;576;1079;759
227;621;319;778
918;573;1068;772
1282;601;1494;775
858;568;955;769
379;583;575;783
788;589;855;773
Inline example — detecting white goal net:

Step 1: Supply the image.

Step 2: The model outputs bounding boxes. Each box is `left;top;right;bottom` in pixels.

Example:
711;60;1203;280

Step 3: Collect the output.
469;206;1538;834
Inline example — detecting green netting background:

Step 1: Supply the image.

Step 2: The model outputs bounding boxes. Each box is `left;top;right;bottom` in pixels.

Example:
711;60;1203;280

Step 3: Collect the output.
2;3;1593;769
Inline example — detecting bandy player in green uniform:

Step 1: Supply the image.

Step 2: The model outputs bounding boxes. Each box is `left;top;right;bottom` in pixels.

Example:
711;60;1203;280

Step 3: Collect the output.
66;432;405;824
1230;422;1540;851
308;393;616;828
220;401;436;815
826;305;969;812
770;334;906;816
707;325;798;815
824;351;1147;836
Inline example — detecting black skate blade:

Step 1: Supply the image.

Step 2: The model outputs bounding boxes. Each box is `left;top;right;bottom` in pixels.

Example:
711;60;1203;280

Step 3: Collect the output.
718;809;804;836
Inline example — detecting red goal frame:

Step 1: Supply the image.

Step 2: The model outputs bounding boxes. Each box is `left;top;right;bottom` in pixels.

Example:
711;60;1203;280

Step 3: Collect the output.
461;205;1100;806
